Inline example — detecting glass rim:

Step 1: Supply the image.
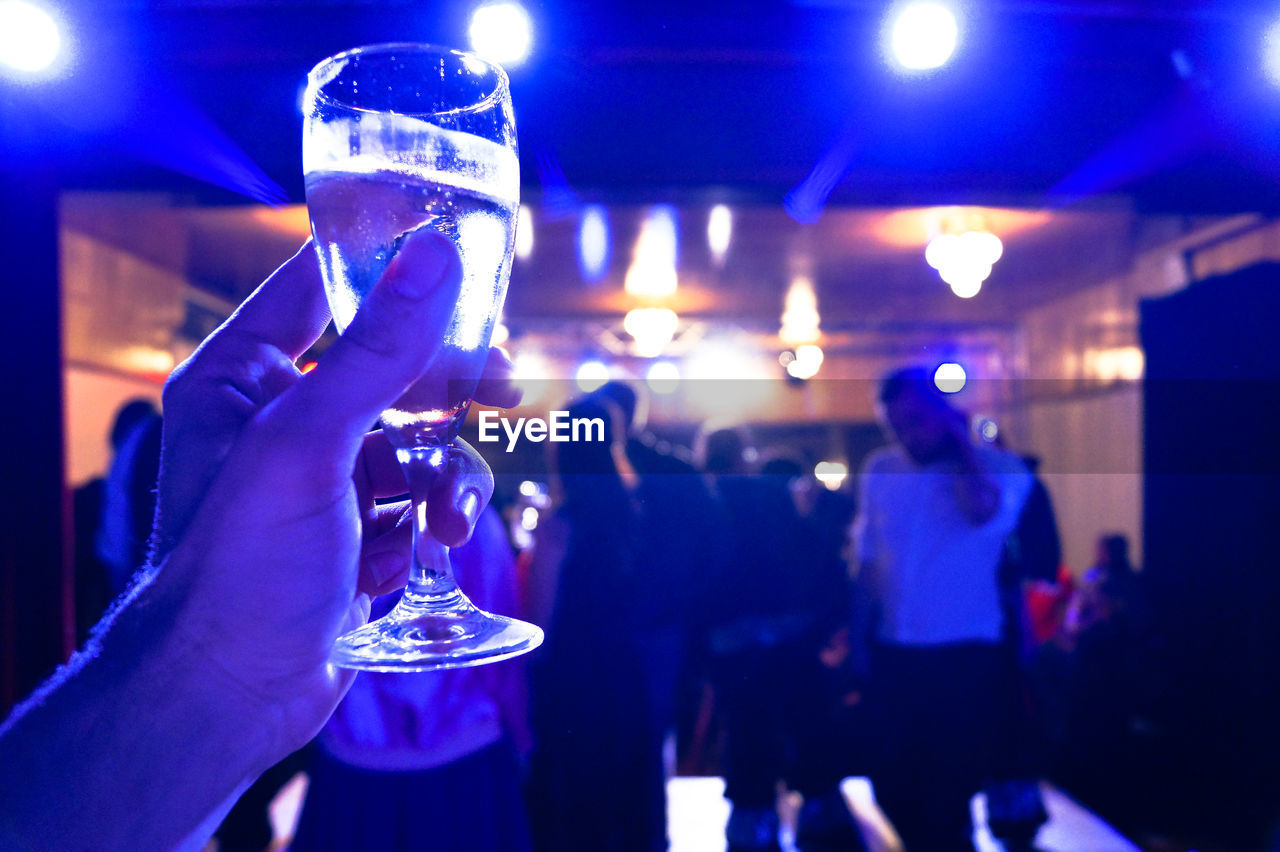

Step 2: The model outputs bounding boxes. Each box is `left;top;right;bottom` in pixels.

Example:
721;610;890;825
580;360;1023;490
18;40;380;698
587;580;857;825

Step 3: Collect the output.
305;42;510;120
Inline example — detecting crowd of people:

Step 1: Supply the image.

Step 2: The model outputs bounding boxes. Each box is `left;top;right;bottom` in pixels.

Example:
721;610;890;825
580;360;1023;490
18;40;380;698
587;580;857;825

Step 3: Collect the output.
56;377;1150;852
1;237;1150;851
57;374;1151;852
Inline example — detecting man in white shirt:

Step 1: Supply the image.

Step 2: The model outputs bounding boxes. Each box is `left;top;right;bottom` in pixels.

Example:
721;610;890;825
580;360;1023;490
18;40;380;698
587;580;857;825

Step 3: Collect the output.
852;367;1032;851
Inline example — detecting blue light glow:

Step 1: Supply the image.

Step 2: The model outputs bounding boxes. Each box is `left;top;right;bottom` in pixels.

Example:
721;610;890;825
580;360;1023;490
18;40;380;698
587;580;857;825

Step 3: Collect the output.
469;2;533;66
1265;19;1280;86
578;204;610;283
888;2;958;71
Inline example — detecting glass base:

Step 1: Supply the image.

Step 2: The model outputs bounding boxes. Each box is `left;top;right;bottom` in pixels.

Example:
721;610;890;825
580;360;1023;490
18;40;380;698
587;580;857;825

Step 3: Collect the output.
331;591;544;673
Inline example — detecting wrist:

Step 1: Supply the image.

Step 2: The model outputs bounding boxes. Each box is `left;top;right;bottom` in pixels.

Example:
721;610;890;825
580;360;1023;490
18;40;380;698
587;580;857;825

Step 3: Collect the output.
147;541;356;762
0;567;278;851
118;564;284;778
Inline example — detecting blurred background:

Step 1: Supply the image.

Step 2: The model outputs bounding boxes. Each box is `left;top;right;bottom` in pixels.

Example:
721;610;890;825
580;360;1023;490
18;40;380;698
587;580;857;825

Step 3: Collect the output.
3;1;1280;850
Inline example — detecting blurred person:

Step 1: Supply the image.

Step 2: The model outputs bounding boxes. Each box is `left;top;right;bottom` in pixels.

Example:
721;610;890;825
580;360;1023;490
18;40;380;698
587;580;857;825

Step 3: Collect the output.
986;453;1063;849
524;397;665;852
591;380;721;841
291;505;532;852
757;451;866;852
997;454;1063;646
1046;533;1148;807
703;432;864;852
1062;533;1137;644
96;402;163;596
71;399;160;641
0;232;520;850
759;451;858;621
851;366;1033;852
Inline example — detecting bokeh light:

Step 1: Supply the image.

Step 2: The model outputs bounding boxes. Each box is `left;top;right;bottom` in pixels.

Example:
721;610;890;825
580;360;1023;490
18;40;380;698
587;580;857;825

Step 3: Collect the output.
888;2;959;71
468;2;533;66
578;204;610;282
945;274;983;299
934;361;967;393
515;204;534;259
0;1;62;75
575;359;610;393
1265;18;1280;86
780;276;821;346
707;204;732;265
814;461;849;491
624;308;680;358
926;229;1001;299
511;350;549;398
785;344;824;380
625;205;679;298
646;361;681;395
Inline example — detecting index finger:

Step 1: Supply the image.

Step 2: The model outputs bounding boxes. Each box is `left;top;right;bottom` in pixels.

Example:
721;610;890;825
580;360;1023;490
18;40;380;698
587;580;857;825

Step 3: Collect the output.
357;431;410;501
215;240;332;361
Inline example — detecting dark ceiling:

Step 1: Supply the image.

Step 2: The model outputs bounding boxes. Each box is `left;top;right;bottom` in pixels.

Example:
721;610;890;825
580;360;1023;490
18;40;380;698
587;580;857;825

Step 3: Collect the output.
10;0;1280;212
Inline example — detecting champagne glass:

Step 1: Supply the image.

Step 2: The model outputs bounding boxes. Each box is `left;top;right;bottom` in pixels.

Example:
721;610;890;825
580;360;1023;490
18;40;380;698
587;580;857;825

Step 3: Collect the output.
303;43;542;671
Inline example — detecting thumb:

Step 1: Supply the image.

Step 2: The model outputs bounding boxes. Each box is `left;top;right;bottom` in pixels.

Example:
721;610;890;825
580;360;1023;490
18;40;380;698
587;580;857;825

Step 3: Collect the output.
279;229;464;450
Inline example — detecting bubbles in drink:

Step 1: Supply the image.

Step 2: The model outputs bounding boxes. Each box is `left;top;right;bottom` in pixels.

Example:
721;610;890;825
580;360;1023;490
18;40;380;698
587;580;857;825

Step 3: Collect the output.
306;164;516;447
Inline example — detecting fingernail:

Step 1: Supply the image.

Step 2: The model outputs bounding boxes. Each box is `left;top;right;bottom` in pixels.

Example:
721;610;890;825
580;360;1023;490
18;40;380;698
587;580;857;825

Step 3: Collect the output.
458;488;481;529
367;550;407;589
389;228;455;300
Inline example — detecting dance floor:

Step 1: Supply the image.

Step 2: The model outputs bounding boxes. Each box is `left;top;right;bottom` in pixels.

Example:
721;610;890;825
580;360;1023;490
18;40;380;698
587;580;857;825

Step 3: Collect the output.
664;776;1137;852
261;772;1138;851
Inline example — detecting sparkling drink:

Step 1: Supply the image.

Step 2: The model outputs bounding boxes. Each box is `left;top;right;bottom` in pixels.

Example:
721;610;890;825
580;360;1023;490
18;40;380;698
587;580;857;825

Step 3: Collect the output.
304;43;542;673
306;166;517;447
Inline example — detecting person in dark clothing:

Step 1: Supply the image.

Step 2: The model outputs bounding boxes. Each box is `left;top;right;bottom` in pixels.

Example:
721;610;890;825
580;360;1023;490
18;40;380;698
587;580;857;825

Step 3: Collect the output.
758;452;865;851
703;432;863;852
987;454;1062;849
71;477;112;644
525;397;665;852
72;399;162;641
96;404;163;595
591;381;721;847
759;452;857;650
1022;533;1149;829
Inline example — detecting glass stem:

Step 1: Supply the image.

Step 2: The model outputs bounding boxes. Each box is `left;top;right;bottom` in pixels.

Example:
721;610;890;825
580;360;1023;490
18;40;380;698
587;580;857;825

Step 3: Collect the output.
398;445;463;608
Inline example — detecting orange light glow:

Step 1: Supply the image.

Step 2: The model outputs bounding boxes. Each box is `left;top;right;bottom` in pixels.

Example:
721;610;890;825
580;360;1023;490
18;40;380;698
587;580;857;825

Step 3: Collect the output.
249;205;312;239
870;206;1051;249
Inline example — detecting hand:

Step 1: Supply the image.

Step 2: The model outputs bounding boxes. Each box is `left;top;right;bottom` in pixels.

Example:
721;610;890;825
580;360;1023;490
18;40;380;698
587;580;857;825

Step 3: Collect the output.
940;410;1000;524
0;232;523;852
147;231;518;757
941;406;975;462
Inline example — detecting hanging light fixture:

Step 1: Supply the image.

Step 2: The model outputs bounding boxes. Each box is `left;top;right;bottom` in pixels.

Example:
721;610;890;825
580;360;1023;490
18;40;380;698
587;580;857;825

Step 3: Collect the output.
707;204;732;266
624;205;679;298
780;275;821;345
780;343;824;380
623;307;680;358
925;228;1003;298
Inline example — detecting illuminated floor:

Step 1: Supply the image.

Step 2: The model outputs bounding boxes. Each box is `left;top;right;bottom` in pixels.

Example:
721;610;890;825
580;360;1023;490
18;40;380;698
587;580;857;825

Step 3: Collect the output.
666;776;1137;852
261;773;1137;852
